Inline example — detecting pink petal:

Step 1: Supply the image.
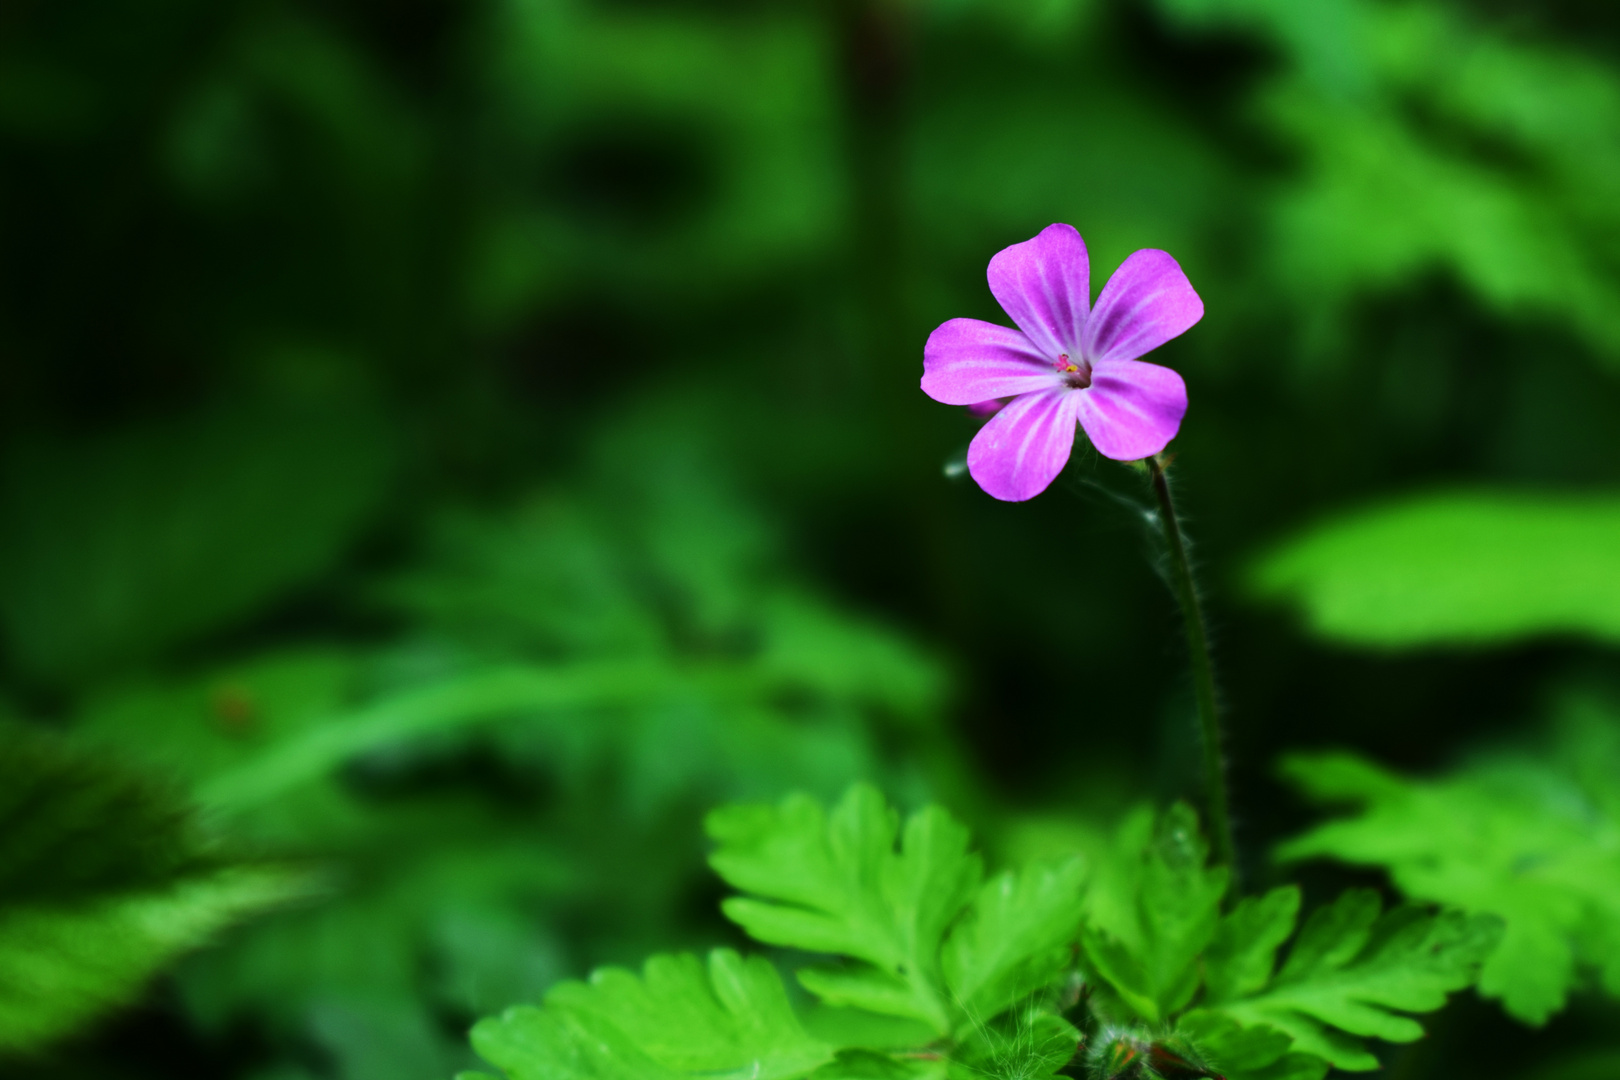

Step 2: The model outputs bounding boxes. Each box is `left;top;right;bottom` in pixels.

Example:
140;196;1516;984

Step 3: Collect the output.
1083;249;1203;365
987;224;1090;362
922;319;1064;406
1075;359;1187;461
966;388;1083;502
966;399;1008;417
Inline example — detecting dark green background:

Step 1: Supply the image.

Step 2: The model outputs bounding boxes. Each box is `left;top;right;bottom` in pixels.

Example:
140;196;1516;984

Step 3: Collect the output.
3;1;1619;1077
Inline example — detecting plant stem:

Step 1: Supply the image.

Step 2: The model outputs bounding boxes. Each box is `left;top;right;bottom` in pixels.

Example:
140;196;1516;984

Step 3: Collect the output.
1144;453;1237;876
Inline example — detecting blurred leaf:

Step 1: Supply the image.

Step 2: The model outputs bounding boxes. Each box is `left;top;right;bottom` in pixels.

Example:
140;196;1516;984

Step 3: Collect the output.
308;995;456;1080
469;949;834;1080
469;0;843;326
913;57;1224;284
1280;698;1620;1024
0;866;307;1056
756;594;948;728
66;426;955;1080
1157;0;1620;365
0;405;396;684
0;724;303;1055
926;0;1099;47
1516;1048;1620;1080
0;724;198;904
196;661;679;813
1251;490;1620;648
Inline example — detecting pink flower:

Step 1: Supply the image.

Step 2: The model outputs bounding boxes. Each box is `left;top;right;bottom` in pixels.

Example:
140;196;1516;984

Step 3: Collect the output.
921;224;1203;501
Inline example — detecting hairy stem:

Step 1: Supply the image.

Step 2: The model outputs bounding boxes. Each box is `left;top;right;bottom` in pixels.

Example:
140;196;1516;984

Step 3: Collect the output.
1144;453;1237;876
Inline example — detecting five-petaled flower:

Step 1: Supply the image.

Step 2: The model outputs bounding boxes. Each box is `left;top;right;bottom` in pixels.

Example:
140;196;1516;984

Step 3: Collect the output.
921;223;1204;501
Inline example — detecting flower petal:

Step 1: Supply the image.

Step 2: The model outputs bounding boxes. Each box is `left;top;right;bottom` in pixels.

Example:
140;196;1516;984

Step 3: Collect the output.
966;388;1082;502
1074;359;1187;461
921;318;1064;406
987;223;1090;361
1083;249;1203;365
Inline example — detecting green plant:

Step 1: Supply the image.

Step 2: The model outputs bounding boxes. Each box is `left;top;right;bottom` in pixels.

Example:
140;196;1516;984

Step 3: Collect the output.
462;786;1498;1080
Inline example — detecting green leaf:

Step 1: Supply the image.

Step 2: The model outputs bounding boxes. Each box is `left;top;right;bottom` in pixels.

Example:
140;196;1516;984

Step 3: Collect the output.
1210;890;1500;1071
1280;699;1620;1024
0;723;305;1053
941;857;1087;1028
1163;1;1620;367
1080;803;1228;1022
707;785;982;1034
1251;491;1620;648
469;949;834;1080
0;866;309;1054
809;1050;943;1080
948;1008;1079;1080
196;660;679;812
1175;1010;1328;1080
1203;887;1302;1004
0;723;200;903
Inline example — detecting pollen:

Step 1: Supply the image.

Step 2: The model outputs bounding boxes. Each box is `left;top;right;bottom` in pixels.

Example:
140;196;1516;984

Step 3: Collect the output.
1055;353;1080;374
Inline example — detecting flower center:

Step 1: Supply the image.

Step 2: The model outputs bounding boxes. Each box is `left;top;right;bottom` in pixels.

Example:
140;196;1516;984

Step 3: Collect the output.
1054;354;1093;389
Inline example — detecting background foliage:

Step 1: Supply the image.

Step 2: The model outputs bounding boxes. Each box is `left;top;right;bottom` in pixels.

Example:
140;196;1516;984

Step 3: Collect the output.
3;0;1620;1078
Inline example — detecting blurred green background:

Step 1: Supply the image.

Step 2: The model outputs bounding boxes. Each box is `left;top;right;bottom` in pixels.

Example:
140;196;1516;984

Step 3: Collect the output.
4;0;1620;1077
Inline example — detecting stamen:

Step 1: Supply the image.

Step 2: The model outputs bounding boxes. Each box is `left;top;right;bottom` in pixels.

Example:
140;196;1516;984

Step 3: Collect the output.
1061;356;1094;389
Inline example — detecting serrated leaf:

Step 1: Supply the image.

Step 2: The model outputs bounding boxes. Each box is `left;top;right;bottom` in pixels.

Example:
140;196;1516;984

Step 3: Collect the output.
941;857;1087;1029
1080;803;1227;1022
470;949;834;1080
1251;491;1620;648
797;968;923;1024
707;785;982;1033
1204;887;1301;1004
1279;700;1620;1024
1211;891;1500;1071
1175;1011;1327;1080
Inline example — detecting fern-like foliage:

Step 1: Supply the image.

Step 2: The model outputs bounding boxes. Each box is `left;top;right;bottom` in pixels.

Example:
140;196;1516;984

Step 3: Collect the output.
1279;696;1620;1026
0;724;305;1055
469;950;834;1080
462;785;1501;1080
1076;805;1499;1077
1187;889;1496;1072
467;785;1085;1080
